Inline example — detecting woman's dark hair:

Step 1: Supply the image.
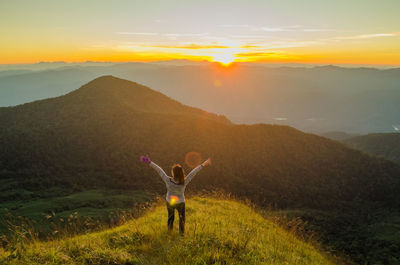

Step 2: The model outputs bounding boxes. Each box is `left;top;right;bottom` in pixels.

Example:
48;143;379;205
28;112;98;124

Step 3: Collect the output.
171;164;185;185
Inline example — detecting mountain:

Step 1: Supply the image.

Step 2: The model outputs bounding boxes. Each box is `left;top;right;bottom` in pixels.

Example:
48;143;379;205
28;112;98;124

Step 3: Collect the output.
0;197;335;265
344;133;400;164
0;61;114;72
1;75;398;208
0;69;32;78
1;76;400;264
321;131;360;141
1;63;400;133
0;68;99;106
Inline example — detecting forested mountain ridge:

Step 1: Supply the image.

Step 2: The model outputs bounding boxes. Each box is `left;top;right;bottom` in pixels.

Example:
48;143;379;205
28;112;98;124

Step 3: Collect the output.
0;75;230;125
344;133;400;164
0;75;399;209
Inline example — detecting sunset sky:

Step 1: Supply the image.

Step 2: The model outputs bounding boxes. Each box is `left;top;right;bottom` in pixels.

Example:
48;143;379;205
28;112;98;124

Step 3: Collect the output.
1;0;399;65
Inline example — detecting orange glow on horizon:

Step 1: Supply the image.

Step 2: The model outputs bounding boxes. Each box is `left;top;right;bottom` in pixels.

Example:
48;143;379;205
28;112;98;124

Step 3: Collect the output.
1;48;400;66
2;2;400;67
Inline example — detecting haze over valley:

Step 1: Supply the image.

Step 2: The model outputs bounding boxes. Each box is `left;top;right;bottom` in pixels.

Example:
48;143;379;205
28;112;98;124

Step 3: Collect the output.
1;61;399;134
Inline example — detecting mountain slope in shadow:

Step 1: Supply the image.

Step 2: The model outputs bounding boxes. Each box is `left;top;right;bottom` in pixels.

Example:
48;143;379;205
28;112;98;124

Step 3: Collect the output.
344;133;400;164
0;75;399;209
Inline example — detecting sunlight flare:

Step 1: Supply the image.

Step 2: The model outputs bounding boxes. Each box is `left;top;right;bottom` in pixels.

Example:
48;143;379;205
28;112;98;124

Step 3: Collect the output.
211;53;235;66
169;195;179;205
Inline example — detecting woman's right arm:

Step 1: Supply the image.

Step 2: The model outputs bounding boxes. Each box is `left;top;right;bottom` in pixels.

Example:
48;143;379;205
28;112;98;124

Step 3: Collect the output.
140;155;169;183
149;161;169;183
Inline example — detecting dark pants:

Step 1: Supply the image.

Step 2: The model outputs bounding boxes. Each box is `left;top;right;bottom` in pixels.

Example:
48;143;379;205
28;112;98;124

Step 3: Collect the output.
166;201;185;234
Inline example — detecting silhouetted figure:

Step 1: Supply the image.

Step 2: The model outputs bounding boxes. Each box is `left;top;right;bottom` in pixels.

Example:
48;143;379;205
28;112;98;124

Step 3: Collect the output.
140;154;211;235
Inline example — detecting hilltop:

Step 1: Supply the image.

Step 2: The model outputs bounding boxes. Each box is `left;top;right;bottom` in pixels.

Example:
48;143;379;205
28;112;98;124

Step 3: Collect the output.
0;197;335;265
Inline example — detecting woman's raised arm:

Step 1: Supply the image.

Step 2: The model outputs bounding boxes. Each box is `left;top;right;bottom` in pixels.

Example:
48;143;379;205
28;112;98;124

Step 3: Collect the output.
140;155;169;183
184;158;211;185
149;161;169;183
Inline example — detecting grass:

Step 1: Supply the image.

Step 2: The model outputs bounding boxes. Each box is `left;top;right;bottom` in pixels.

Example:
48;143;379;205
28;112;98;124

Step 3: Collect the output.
0;189;153;234
0;197;336;264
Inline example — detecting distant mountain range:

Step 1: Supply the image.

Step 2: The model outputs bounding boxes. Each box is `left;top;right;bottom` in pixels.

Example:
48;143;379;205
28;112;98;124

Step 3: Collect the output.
343;133;400;164
321;131;360;141
1;62;399;134
321;131;400;164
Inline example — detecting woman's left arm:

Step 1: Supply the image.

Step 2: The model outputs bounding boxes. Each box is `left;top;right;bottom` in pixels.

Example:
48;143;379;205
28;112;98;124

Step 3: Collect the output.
185;158;211;185
149;161;169;183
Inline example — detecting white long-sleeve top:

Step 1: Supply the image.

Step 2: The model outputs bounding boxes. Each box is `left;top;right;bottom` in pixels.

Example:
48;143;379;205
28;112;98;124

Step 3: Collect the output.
150;161;203;204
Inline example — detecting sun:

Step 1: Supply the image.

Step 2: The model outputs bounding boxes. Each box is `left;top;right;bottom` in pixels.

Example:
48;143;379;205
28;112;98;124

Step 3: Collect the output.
212;53;235;66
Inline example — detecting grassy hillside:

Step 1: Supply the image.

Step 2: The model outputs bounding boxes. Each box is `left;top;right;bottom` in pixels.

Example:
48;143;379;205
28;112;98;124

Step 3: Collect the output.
344;133;400;164
0;197;335;265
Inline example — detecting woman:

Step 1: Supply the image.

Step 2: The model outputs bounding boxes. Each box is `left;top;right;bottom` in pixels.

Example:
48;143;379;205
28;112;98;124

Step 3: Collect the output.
140;154;211;235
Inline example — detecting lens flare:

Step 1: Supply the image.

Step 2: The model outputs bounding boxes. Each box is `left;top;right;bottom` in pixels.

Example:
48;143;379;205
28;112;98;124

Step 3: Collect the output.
185;151;202;168
214;79;222;87
170;195;179;205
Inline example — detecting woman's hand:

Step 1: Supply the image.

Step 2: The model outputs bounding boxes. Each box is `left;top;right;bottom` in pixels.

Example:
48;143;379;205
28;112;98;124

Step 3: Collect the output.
140;154;151;164
202;158;211;167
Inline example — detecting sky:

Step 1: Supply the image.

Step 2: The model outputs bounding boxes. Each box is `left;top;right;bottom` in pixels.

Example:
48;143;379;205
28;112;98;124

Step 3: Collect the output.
1;0;400;65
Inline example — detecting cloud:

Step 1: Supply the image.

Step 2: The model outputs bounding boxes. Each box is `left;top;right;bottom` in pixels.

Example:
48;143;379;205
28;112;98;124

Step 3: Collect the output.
251;26;336;32
259;27;288;32
240;45;262;49
334;33;398;40
240;40;321;50
236;51;277;58
285;25;304;29
162;33;209;37
220;24;292;32
219;24;251;28
302;28;336;32
228;35;267;40
116;32;159;36
140;44;229;49
221;24;333;32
